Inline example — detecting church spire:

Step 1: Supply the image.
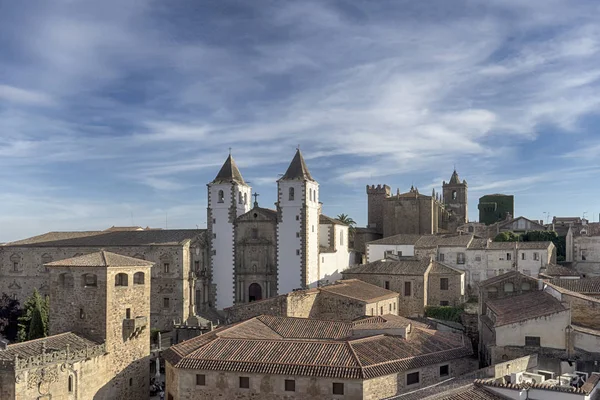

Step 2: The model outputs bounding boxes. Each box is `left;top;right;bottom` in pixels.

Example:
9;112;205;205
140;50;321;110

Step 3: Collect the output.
212;154;246;185
449;169;460;185
279;149;314;181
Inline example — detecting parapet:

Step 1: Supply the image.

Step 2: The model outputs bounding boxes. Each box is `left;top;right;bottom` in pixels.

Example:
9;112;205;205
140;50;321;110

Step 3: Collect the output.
366;184;391;196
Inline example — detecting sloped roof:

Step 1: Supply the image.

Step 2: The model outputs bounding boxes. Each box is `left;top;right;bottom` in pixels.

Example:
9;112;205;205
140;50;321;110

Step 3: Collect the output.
468;238;490;249
486;241;552;250
547;277;600;294
343;258;431;276
319;279;398;302
164;314;473;380
367;234;422;246
540;264;581;278
449;170;461;184
396;382;510;400
4;229;203;247
429;262;465;275
479;270;536;287
0;332;101;362
415;234;474;248
212;154;246;185
237;207;278;221
486;291;568;326
45;251;154;268
497;216;545;230
319;214;347;225
279;149;314;181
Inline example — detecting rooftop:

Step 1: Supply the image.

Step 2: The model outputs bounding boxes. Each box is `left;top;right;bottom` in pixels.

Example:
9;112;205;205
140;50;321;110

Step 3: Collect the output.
4;229;204;247
319;279;398;303
0;332;101;362
540;264;581;278
486;241;553;250
319;214;347;226
164;314;472;380
476;374;600;396
279;149;314;181
415;234;474;248
485;290;568;326
367;234;422;246
343;258;431;276
479;270;537;288
395;382;509;400
212;154;246;185
429;262;465;275
45;250;154;268
547;277;600;294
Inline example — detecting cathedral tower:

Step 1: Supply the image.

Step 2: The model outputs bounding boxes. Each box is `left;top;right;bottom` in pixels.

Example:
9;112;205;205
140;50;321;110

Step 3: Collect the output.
443;169;468;229
207;154;252;308
277;149;320;293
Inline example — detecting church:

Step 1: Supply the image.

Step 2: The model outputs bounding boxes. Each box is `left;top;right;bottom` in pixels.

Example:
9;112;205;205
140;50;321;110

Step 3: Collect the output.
207;149;352;309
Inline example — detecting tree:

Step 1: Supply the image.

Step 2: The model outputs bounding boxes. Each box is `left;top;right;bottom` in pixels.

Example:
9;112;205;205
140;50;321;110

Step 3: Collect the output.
493;232;520;242
0;294;21;341
336;214;356;227
17;289;49;342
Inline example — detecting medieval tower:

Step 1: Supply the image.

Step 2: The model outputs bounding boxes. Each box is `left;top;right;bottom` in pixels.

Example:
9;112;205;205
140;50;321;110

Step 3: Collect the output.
47;251;153;399
277;149;320;292
366;184;391;235
207;154;252;309
442;169;468;230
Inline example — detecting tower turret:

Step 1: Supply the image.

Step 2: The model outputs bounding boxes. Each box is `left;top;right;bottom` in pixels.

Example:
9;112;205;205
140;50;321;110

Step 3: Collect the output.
442;169;468;230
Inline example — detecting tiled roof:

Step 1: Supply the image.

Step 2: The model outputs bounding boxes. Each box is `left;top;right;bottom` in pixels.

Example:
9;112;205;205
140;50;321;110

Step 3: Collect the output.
279;149;314;181
477;374;600;395
415;234;474;248
45;251;154;268
540;264;581;277
212;154;246;185
468;239;490;249
395;383;509;400
319;279;398;302
486;291;568;326
352;314;413;330
238;207;277;221
343;259;431;276
429;262;465;275
367;234;422;246
486;241;552;250
449;170;461;185
319;214;347;225
479;270;532;287
547;277;600;294
164;315;473;380
4;229;203;247
0;332;101;361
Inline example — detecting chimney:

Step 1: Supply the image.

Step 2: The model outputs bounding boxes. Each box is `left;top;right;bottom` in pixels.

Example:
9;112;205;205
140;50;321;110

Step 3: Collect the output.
0;338;8;350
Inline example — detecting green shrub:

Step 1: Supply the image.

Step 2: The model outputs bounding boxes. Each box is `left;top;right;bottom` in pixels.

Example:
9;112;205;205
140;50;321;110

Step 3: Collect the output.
424;306;463;322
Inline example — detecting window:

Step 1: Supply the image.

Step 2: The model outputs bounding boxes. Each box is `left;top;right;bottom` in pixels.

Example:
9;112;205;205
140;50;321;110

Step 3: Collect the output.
475;255;481;262
285;379;295;392
296;215;300;221
371;308;374;315
163;263;170;273
68;375;73;392
533;252;540;261
12;262;18;272
525;336;540;346
582;250;587;261
452;191;457;200
440;301;449;306
289;187;295;201
440;278;449;290
79;308;85;319
472;272;480;282
439;365;449;377
239;377;250;389
521;253;526;260
296;232;300;238
83;273;97;287
312;225;314;232
126;308;131;319
404;281;412;297
60;273;74;288
468;226;474;233
251;228;258;239
457;253;465;264
212;250;216;256
218;190;224;203
212;218;216;224
389;304;392;312
406;371;420;385
212;233;216;239
309;188;312;202
129;378;133;386
498;269;504;275
340;231;344;246
385;250;394;258
506;253;512;261
115;273;128;286
194;261;200;271
521;281;531;291
196;374;206;386
504;282;514;292
239;192;243;204
380;306;383;315
163;297;170;309
438;253;445;262
168;394;174;400
333;382;344;395
394;303;396;311
133;272;145;284
244;193;248;204
385;281;390;290
296;249;300;256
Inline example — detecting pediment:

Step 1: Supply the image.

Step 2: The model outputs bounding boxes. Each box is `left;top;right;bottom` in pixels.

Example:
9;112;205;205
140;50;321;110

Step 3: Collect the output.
8;280;21;290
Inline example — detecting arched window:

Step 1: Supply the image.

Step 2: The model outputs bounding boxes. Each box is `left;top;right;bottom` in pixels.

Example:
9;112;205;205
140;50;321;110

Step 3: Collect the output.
313;189;316;201
468;226;474;233
218;190;224;203
452;191;457;200
82;273;97;287
10;254;20;272
238;192;243;204
115;273;128;287
244;193;248;205
289;187;295;201
340;231;344;246
59;273;74;288
249;283;262;302
521;282;531;291
504;282;514;293
68;375;73;392
309;188;312;202
134;272;145;285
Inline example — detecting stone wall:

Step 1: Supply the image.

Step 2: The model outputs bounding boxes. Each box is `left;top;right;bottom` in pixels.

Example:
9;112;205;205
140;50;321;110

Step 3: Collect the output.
225;290;319;323
166;366;364;400
560;291;600;329
383;196;438;236
366;185;390;235
427;269;464;307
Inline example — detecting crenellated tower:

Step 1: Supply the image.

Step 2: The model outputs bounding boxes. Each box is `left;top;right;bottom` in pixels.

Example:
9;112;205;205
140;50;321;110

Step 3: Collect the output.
366;184;391;235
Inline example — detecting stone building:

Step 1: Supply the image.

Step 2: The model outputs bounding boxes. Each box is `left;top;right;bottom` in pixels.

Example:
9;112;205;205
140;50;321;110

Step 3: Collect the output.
0;229;205;331
224;279;399;323
0;251;152;399
478;194;514;225
359;170;468;248
163;314;476;400
565;223;600;276
457;215;548;239
342;258;465;316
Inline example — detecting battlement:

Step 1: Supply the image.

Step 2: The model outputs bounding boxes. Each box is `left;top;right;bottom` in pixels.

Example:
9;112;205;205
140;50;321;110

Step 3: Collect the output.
366;184;391;195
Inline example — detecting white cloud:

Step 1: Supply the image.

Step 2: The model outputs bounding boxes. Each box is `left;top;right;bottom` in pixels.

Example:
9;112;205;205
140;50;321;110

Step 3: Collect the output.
0;85;55;106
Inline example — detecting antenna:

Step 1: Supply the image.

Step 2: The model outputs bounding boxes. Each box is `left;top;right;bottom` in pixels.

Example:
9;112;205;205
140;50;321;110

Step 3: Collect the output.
228;147;232;155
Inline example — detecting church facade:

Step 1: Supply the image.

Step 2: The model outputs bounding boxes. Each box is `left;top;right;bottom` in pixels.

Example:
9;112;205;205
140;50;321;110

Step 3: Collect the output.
207;150;352;309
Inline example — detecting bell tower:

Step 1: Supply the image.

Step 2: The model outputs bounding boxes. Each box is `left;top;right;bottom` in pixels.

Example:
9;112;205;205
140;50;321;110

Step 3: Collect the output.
443;169;468;228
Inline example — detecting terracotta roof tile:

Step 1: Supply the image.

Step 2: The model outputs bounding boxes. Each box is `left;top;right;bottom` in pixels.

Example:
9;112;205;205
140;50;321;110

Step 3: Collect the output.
368;234;422;246
486;241;552;250
319;279;398;302
344;259;431;276
45;250;154;268
415;234;474;248
547;277;600;294
395;382;509;399
429;262;465;275
0;332;101;361
540;264;581;277
486;291;568;326
319;214;347;225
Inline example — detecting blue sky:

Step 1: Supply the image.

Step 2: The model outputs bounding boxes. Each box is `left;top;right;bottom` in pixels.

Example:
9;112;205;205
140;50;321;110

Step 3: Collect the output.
1;0;600;242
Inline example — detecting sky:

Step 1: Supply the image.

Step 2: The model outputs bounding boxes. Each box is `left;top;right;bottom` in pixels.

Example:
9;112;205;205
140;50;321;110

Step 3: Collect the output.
1;0;600;242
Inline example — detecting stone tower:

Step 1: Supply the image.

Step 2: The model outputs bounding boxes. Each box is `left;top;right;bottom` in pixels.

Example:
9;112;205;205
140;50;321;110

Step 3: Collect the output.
277;149;320;293
46;251;153;399
366;184;391;234
207;154;252;309
443;169;468;229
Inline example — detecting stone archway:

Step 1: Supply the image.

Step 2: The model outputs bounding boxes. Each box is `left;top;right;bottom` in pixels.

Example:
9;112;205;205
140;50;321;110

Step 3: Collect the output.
248;283;262;302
